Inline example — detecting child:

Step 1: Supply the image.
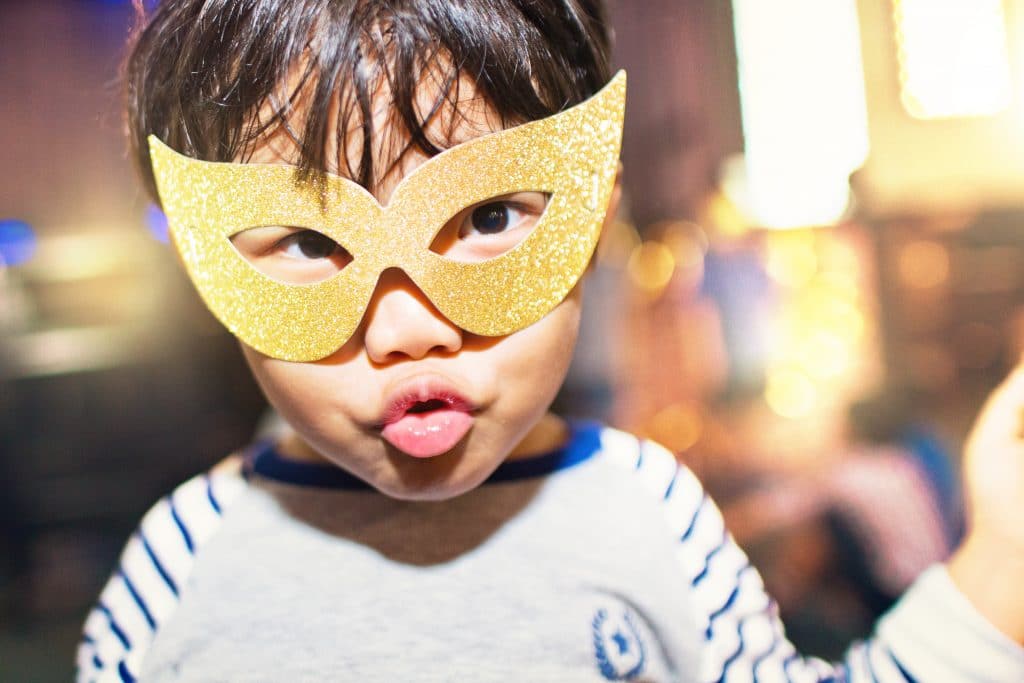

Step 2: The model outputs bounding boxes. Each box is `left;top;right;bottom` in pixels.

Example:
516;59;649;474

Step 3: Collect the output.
79;1;1024;680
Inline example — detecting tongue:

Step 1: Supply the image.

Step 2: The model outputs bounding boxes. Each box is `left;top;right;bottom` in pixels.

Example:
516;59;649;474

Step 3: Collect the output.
381;409;473;458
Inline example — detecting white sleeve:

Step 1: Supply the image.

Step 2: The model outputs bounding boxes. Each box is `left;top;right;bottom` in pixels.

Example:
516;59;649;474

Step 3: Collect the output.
75;467;247;683
877;565;1024;681
616;433;1024;683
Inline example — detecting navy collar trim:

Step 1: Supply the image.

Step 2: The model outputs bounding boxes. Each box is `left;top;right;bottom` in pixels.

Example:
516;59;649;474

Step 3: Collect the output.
245;419;603;490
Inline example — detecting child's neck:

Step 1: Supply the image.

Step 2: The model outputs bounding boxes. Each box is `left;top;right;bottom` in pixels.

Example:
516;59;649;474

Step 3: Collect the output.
507;412;570;460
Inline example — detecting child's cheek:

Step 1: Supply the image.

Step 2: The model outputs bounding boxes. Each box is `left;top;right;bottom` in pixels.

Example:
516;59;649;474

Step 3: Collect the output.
496;285;583;391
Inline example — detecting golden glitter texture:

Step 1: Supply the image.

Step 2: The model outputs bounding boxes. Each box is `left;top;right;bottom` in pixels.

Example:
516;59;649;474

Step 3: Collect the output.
149;71;626;361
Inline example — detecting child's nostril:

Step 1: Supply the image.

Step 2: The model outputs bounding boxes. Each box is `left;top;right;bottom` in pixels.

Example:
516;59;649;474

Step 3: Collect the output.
407;399;447;414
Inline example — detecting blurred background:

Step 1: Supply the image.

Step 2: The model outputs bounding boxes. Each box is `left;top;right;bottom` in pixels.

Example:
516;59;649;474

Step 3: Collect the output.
3;0;1024;678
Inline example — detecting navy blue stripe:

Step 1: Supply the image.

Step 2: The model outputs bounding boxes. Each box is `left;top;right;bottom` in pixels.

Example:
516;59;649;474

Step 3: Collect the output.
83;633;94;644
168;496;195;554
716;639;744;682
706;586;739;638
692;528;729;585
97;603;131;650
634;444;644;470
680;494;707;542
488;421;601;482
751;634;781;680
251;420;603;489
715;628;747;683
886;648;918;683
715;599;772;683
782;652;798;680
92;654;104;669
664;469;678;499
862;644;880;683
140;532;179;597
705;564;750;636
239;439;266;482
206;475;222;514
249;442;368;489
119;570;156;631
118;660;137;682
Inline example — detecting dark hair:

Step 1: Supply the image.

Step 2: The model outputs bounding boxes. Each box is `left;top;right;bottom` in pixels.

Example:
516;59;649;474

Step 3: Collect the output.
125;0;612;201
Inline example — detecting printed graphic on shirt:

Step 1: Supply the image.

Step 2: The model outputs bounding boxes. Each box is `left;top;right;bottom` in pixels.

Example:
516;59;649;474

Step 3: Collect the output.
592;607;646;681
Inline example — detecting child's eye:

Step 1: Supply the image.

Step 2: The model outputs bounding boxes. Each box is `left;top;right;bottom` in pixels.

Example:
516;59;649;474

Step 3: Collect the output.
277;230;344;260
458;196;542;239
461;202;521;237
229;226;351;285
433;192;548;263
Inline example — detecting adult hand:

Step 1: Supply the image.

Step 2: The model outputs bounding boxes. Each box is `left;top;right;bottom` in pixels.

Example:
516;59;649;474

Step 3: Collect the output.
948;364;1024;643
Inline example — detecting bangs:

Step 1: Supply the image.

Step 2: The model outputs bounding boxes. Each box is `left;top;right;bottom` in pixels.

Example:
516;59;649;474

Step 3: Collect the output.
126;0;611;198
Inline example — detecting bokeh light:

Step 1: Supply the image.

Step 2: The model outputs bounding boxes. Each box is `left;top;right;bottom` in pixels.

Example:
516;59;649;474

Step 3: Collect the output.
0;219;38;267
765;368;818;418
146;204;170;244
765;236;819;289
647;402;704;453
627;241;675;297
704;187;751;238
798;331;851;379
898;240;950;289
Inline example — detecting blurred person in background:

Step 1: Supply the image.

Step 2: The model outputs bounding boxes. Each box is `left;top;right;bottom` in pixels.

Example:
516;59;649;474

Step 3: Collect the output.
717;403;961;660
609;224;966;660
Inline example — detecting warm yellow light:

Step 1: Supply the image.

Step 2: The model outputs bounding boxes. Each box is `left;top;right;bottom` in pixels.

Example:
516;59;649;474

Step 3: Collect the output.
898;240;950;289
894;0;1011;120
824;300;865;341
648;403;704;453
765;368;817;418
791;291;865;343
657;221;706;272
765;239;818;289
704;189;750;238
818;240;861;277
799;331;851;379
24;232;148;282
731;0;869;229
815;271;861;303
627;241;675;296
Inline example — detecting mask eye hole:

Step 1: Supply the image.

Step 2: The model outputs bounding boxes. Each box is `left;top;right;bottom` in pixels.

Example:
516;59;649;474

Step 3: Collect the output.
229;226;352;284
429;191;549;263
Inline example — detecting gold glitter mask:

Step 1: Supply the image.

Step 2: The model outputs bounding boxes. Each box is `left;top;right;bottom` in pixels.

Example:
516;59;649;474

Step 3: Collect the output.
149;71;625;362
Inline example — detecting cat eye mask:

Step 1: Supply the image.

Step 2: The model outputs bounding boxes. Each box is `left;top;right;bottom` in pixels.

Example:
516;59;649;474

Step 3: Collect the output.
149;71;626;361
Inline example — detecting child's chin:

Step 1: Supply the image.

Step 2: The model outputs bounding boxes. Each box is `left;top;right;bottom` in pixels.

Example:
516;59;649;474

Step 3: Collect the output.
372;443;492;501
371;474;483;502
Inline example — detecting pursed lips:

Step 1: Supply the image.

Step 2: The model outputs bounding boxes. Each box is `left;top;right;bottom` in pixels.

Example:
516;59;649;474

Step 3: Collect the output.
376;376;478;458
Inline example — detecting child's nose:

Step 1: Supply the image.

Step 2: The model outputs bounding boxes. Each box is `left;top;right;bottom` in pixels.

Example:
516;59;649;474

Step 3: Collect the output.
362;268;463;363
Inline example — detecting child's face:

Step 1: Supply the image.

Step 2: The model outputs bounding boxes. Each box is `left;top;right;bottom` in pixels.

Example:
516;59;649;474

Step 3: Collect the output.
236;74;620;501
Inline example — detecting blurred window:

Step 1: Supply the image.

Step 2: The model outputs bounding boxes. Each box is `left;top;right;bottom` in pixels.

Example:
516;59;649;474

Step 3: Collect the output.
894;0;1011;119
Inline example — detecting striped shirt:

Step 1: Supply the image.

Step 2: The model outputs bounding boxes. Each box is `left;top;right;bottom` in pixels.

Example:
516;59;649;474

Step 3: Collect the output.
76;423;1024;682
